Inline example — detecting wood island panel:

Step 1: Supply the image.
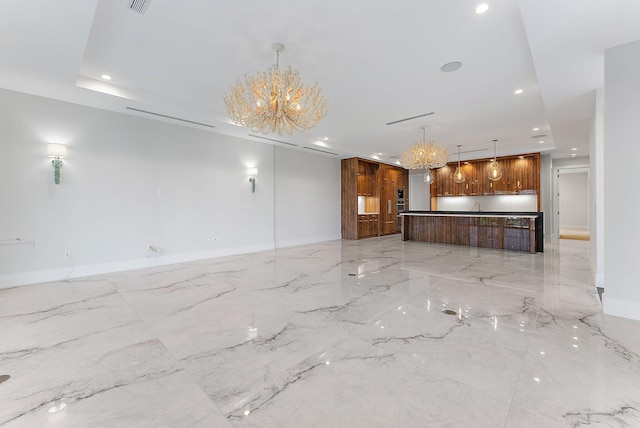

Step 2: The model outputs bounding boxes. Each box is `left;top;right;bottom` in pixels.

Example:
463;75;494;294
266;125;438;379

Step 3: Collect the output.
401;213;540;253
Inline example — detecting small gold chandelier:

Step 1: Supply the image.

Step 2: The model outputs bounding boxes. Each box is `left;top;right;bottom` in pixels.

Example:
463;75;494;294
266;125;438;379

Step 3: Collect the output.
488;139;503;181
400;127;448;182
224;43;328;135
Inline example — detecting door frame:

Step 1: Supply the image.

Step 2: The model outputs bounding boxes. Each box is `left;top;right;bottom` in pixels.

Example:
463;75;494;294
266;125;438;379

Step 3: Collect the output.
552;164;590;239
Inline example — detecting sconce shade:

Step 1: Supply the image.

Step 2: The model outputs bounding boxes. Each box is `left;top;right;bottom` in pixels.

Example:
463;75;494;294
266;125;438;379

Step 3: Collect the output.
47;143;67;158
247;167;258;177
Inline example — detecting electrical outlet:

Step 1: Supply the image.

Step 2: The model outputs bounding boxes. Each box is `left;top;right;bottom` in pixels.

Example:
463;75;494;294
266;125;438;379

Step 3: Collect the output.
64;250;71;259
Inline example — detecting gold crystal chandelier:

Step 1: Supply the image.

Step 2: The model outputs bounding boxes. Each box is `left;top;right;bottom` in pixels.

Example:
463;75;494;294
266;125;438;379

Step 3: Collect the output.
400;127;448;182
224;43;328;135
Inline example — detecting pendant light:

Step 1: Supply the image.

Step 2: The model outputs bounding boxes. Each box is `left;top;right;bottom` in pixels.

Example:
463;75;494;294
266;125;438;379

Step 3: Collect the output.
424;168;433;184
488;139;503;181
453;145;466;183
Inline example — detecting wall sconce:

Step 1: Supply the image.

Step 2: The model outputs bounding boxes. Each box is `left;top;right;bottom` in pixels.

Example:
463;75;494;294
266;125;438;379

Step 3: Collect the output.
47;143;67;185
247;168;258;193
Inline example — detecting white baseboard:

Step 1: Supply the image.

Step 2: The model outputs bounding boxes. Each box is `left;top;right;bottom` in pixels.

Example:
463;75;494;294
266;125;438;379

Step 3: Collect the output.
275;234;341;249
0;235;344;289
590;259;605;288
594;272;605;288
0;242;276;289
603;296;640;321
559;225;589;230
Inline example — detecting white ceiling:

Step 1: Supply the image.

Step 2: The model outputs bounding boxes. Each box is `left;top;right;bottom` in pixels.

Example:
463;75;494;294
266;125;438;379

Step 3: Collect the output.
1;0;640;163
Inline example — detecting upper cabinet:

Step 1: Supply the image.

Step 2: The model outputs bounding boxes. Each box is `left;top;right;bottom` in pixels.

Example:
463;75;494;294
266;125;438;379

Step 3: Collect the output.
357;160;379;196
431;153;541;206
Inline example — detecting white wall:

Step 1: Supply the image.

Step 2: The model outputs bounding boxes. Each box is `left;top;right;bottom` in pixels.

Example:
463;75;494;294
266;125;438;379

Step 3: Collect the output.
603;40;640;320
274;147;341;247
558;171;589;229
0;88;341;287
408;169;430;210
540;154;552;240
590;87;605;288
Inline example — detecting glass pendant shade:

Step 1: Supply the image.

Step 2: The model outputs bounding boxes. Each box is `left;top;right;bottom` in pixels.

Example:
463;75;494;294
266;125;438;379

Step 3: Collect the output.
453;145;466;183
424;169;433;184
488;139;502;181
488;161;503;181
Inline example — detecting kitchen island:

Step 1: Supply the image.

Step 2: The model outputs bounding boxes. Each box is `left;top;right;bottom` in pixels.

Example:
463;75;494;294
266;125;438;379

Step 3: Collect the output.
400;211;543;253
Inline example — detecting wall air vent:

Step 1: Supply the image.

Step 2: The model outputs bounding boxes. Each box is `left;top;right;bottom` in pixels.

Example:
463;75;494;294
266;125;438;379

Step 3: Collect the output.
125;107;215;128
129;0;151;14
248;134;297;146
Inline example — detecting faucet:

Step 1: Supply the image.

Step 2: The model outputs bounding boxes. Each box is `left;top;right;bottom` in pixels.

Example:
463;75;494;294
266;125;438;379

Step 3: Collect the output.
473;202;481;211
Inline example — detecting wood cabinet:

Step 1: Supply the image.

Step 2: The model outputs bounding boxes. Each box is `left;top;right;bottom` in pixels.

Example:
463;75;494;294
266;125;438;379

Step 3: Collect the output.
357;214;379;238
342;158;408;240
357;161;378;196
380;164;409;235
431;153;541;210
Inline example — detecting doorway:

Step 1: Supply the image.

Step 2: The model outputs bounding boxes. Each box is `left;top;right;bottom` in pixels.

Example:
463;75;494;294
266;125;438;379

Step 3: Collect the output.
556;167;590;240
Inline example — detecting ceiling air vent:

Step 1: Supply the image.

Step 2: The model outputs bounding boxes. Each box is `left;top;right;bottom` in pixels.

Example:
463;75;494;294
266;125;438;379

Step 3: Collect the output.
125;107;215;128
248;134;297;147
386;112;434;126
303;146;338;155
129;0;151;14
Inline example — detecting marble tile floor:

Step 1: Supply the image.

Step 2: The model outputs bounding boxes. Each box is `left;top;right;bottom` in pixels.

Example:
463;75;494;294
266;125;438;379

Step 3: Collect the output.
1;236;640;427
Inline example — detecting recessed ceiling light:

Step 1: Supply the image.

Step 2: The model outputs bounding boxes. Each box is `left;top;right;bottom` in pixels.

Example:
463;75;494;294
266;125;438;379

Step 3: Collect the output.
532;127;539;131
571;147;577;151
571;153;577;157
538;141;544;144
314;141;328;148
514;89;524;95
440;61;463;73
101;74;112;80
475;3;489;14
323;137;329;141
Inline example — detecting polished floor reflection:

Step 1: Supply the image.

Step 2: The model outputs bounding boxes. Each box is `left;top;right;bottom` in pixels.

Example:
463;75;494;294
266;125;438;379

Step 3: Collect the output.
1;237;640;427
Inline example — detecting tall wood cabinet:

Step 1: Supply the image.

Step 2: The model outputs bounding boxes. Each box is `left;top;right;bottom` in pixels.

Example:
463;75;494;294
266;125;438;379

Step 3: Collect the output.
342;158;408;240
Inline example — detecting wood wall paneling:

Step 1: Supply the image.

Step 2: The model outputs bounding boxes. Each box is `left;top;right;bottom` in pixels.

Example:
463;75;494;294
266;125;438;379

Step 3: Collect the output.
403;215;533;252
430;153;541;210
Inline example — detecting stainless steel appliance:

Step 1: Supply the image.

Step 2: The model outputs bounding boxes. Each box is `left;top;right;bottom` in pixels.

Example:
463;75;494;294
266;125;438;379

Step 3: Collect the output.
396;188;405;229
